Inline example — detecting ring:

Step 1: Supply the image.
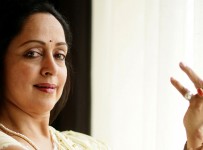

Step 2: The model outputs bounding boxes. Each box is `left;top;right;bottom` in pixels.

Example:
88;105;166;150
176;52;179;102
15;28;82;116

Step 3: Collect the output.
197;88;203;97
184;91;193;101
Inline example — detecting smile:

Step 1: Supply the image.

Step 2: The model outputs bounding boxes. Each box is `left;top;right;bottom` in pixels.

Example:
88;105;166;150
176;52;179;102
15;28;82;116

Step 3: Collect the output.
34;83;57;93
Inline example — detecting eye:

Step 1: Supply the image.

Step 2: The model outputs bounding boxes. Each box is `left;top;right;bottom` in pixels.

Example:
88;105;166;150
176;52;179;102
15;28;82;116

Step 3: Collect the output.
54;53;66;61
24;49;42;58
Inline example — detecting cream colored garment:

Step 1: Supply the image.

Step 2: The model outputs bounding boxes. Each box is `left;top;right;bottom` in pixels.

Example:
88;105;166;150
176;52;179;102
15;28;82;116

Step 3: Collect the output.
0;130;28;149
0;126;110;150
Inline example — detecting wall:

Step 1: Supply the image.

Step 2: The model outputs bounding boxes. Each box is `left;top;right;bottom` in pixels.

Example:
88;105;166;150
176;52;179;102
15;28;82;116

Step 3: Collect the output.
91;0;198;149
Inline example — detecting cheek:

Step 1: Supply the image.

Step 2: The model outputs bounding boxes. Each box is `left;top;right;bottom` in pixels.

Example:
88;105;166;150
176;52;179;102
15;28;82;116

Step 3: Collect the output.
12;64;34;77
5;63;36;87
57;68;67;98
4;64;35;100
60;67;67;87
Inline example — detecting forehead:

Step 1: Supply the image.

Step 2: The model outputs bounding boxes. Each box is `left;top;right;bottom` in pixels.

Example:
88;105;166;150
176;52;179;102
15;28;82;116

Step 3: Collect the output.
25;13;62;28
18;13;65;42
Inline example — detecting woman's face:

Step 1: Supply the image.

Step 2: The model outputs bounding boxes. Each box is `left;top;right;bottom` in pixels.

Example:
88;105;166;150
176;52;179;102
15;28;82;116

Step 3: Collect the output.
4;13;68;114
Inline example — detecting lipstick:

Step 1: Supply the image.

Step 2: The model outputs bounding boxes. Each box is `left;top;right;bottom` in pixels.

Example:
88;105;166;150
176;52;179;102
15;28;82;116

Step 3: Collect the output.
34;83;56;93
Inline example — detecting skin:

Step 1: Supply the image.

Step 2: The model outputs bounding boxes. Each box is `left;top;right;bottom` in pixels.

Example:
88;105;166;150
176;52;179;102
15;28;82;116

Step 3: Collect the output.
0;13;68;149
171;62;203;150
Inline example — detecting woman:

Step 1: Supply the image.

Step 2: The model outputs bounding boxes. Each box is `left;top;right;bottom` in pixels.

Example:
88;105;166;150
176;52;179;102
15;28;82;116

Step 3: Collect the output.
171;62;203;150
0;0;109;149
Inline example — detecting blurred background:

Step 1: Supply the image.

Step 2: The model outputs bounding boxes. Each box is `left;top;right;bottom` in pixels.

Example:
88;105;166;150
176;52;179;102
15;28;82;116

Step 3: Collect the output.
50;0;203;149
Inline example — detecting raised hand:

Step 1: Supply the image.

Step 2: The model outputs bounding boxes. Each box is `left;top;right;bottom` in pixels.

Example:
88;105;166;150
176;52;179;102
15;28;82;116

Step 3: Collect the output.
171;62;203;149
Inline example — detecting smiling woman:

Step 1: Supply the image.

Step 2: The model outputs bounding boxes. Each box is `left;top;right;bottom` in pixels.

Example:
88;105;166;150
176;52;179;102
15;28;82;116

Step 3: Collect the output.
4;13;68;115
0;0;109;150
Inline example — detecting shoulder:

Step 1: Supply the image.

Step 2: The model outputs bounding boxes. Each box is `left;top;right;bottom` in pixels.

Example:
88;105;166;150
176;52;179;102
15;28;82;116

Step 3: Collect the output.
0;131;26;150
49;127;111;150
62;130;110;149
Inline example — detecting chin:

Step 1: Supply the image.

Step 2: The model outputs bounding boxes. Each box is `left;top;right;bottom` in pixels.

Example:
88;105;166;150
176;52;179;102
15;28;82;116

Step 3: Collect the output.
33;100;57;112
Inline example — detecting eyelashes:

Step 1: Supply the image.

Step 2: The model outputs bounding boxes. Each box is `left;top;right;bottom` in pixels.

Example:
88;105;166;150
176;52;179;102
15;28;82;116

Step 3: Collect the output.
23;48;66;61
54;53;66;60
24;50;42;58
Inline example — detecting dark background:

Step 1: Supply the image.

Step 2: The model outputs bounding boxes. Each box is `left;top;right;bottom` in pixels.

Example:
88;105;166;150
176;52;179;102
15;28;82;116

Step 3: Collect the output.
49;0;91;135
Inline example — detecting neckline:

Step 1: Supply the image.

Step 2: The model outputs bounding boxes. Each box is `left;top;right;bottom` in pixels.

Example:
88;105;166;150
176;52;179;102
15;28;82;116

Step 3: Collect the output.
0;123;57;150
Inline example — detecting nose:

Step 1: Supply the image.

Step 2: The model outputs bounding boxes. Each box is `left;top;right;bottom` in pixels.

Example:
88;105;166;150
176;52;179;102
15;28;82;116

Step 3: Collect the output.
40;53;58;77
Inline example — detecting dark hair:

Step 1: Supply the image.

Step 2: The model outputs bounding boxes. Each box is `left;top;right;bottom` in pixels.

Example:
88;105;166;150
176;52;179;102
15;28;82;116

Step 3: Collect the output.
0;0;72;123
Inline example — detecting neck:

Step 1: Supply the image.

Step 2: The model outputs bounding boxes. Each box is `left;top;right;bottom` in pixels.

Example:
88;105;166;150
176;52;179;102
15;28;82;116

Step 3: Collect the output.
0;100;56;150
0;100;51;138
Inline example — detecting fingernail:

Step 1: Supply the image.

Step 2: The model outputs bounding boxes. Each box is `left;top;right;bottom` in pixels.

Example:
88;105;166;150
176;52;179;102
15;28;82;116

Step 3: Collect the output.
179;62;185;67
197;88;203;97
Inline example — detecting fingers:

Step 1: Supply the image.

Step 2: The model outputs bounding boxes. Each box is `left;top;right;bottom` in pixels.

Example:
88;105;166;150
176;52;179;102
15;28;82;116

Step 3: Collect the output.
171;62;203;100
179;62;203;89
170;77;191;99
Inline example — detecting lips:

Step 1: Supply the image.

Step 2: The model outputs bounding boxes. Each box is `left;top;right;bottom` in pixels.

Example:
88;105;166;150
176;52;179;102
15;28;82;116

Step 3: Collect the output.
34;83;57;93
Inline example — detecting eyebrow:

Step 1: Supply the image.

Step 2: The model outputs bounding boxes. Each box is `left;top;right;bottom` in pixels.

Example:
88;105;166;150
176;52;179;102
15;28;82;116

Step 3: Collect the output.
18;40;68;48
